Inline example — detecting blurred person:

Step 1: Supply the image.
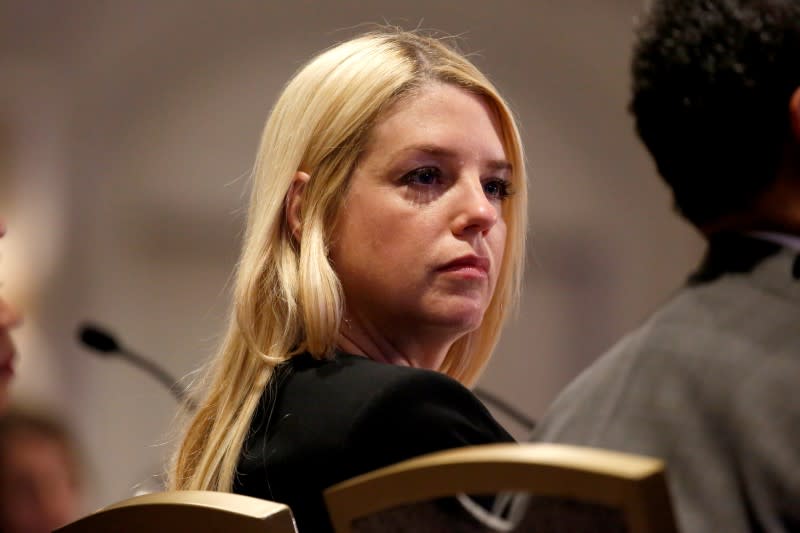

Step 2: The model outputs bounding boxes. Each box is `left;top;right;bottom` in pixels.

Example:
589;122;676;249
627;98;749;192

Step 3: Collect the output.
170;28;527;532
0;409;83;533
533;1;800;532
0;221;22;413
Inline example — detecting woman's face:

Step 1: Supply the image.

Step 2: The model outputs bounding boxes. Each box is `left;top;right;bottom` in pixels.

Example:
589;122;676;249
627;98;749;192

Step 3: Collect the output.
329;83;511;355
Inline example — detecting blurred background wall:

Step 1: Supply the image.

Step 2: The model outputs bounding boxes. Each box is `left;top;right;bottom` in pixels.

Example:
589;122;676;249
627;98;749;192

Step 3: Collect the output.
0;0;703;511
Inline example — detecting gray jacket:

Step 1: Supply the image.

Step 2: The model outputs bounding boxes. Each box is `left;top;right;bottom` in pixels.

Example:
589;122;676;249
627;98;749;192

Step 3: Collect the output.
534;235;800;533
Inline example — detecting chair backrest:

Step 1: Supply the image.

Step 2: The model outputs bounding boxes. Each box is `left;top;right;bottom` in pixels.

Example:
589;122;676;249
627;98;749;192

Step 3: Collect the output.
54;490;297;533
324;443;678;533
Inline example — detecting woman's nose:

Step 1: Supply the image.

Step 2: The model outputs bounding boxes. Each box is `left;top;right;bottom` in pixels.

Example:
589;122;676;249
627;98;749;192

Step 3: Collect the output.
450;177;499;236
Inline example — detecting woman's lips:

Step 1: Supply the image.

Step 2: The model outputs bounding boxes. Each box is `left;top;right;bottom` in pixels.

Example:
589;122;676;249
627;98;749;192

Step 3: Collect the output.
437;255;490;278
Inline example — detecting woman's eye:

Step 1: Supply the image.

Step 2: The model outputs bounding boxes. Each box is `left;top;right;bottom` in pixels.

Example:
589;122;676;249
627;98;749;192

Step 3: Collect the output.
403;167;442;186
483;178;513;200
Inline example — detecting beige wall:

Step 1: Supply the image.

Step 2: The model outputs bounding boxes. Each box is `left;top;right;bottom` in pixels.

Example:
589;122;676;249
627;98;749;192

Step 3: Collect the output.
0;0;703;510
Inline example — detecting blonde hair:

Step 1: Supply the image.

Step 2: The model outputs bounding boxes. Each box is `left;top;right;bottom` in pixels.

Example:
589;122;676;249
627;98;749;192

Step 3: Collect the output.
170;28;527;492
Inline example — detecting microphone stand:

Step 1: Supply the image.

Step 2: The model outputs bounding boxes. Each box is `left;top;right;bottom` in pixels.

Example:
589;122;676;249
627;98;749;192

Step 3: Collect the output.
116;347;197;411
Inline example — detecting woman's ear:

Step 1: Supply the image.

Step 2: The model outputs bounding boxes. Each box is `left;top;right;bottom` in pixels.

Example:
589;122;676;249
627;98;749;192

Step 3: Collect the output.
789;87;800;143
286;171;311;240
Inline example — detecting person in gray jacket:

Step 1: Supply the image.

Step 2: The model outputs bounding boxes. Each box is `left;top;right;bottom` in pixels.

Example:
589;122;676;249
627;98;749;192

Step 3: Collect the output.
533;1;800;532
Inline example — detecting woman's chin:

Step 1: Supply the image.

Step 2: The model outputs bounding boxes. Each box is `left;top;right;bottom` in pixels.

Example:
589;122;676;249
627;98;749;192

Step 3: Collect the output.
430;303;487;334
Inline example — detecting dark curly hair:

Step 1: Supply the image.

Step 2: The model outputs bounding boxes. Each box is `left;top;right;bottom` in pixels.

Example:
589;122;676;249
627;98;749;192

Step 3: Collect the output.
630;0;800;226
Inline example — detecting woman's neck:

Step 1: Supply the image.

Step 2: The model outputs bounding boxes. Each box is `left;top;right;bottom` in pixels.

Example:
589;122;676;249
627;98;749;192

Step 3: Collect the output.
336;312;454;371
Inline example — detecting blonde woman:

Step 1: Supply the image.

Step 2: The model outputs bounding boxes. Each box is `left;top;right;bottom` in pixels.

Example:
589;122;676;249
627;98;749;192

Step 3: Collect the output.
171;29;527;532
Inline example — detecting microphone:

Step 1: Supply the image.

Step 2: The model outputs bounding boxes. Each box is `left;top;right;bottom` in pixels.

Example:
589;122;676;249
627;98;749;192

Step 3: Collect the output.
77;323;197;411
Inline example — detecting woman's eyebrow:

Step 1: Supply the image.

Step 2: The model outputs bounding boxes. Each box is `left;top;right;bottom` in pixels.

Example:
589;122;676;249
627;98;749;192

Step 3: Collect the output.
396;144;512;172
487;160;512;173
396;144;455;159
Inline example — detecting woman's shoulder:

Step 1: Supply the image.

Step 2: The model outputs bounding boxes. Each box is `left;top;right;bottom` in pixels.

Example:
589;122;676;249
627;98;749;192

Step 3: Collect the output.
282;351;511;443
263;351;513;491
320;354;514;472
288;351;475;401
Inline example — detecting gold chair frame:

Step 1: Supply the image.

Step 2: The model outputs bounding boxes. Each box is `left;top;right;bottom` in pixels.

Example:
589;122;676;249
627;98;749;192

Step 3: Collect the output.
55;490;297;533
324;443;678;533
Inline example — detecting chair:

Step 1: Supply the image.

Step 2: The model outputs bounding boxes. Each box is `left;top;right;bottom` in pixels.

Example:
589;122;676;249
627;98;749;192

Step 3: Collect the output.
54;490;297;533
324;443;678;533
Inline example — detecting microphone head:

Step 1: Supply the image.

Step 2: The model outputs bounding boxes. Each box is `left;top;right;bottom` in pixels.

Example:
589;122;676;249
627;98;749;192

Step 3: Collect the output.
78;323;121;354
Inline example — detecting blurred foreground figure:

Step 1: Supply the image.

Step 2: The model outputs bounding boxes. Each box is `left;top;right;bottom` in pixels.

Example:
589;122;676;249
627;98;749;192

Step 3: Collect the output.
534;1;800;532
0;410;83;533
0;221;22;412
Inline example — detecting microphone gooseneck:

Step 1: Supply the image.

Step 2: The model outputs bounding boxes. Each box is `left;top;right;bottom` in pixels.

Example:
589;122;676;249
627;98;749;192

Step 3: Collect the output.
77;323;197;411
77;324;534;430
473;387;536;432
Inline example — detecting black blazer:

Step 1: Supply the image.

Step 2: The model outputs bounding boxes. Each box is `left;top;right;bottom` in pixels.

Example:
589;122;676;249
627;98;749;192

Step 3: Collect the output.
234;351;513;533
